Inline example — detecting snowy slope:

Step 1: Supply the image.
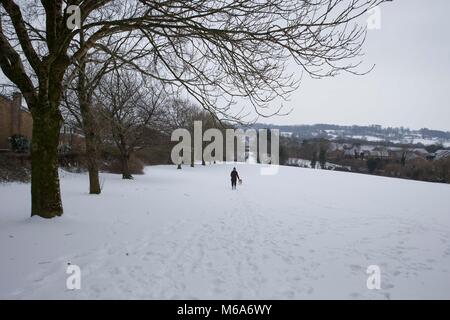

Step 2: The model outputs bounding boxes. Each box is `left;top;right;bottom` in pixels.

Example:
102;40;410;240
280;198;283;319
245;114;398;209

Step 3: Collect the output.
1;164;450;299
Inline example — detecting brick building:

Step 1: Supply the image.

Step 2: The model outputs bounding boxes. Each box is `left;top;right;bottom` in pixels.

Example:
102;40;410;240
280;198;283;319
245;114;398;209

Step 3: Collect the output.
1;93;85;153
0;93;33;150
59;124;86;154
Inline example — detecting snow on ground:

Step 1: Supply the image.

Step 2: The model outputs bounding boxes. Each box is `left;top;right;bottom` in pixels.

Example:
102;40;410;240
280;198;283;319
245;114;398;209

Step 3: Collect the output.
287;158;351;171
351;135;385;142
390;137;450;147
1;164;450;299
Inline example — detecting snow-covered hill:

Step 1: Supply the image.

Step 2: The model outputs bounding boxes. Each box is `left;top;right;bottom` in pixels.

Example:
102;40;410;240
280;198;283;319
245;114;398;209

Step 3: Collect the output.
1;164;450;299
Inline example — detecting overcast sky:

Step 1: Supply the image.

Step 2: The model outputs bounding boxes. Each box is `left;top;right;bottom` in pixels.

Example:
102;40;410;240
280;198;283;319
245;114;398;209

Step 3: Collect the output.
1;1;448;131
262;0;450;131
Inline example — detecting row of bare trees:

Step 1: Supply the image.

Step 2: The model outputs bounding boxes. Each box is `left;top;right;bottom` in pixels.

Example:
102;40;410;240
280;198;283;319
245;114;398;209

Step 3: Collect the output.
63;63;214;183
0;0;386;218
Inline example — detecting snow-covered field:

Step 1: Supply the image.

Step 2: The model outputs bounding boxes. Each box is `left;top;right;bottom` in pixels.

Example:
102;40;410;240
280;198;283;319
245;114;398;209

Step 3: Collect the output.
1;164;450;299
388;137;450;148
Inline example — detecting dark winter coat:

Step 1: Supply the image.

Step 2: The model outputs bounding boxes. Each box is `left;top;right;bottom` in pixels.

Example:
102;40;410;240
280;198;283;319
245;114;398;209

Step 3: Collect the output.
230;170;240;181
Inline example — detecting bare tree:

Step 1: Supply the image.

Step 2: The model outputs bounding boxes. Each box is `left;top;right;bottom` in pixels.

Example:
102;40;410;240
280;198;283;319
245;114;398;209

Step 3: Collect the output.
61;35;128;194
96;70;166;179
164;98;234;167
0;0;386;218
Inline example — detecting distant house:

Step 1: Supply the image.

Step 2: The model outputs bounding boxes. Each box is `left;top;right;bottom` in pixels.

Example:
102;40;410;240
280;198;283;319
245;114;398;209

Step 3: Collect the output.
343;144;360;158
434;150;450;161
370;147;389;159
280;131;293;138
412;148;429;155
343;144;388;160
405;152;421;161
407;148;431;161
0;93;33;150
343;148;355;158
386;147;431;161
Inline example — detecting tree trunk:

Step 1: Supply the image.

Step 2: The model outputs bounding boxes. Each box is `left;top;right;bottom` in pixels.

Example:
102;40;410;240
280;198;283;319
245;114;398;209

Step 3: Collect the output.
80;103;101;194
85;134;101;193
30;104;64;218
121;153;133;179
78;27;101;194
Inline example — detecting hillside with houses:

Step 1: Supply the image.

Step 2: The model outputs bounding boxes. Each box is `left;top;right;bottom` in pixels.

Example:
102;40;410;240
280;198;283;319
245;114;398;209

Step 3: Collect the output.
258;124;450;184
254;123;450;148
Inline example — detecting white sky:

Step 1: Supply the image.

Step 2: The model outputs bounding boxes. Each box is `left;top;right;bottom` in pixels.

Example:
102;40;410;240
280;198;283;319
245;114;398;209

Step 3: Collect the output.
262;0;450;131
1;0;449;131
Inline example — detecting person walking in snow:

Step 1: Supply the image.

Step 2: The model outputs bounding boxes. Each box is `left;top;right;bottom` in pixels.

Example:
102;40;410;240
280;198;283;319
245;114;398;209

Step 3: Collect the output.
230;167;240;190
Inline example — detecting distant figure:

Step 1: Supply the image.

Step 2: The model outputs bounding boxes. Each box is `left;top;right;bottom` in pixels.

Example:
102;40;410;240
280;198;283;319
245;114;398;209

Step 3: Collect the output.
230;167;240;190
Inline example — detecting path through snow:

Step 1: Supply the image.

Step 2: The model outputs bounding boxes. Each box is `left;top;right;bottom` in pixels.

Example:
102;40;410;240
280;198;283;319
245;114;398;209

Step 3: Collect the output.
1;164;450;299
